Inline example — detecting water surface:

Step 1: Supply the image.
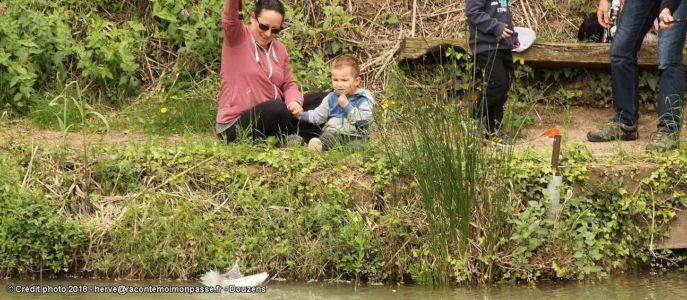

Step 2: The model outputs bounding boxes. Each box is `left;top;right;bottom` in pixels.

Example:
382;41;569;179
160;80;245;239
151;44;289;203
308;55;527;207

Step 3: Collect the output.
2;272;685;299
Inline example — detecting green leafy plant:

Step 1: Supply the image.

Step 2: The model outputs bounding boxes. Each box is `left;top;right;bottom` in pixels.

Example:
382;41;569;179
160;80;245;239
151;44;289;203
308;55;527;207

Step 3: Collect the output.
151;0;224;70
0;156;86;276
0;0;74;112
75;16;145;101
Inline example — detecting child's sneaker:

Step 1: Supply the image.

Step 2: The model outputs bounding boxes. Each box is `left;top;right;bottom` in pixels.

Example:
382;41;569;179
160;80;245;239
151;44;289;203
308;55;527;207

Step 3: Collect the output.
308;138;323;153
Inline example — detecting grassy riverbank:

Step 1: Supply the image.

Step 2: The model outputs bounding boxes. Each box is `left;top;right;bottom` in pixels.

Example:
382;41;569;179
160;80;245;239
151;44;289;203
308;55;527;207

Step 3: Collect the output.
1;133;685;283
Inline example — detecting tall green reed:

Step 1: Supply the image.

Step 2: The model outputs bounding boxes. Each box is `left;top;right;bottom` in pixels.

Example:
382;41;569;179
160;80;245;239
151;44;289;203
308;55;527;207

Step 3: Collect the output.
379;51;514;284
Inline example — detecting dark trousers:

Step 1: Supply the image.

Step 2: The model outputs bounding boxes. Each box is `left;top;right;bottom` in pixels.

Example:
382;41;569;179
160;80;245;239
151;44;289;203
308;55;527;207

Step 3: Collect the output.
221;93;327;143
610;0;660;127
611;0;687;132
472;50;514;133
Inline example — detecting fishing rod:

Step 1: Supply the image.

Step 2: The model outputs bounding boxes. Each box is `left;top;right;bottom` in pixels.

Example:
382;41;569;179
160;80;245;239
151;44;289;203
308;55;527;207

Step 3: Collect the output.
666;16;687;24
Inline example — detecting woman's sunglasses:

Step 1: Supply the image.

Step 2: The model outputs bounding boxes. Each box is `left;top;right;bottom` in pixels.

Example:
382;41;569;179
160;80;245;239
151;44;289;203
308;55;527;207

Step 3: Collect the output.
257;19;283;34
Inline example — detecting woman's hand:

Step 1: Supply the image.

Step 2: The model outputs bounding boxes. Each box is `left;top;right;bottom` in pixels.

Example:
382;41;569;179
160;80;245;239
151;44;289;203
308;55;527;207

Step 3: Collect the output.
659;8;675;29
287;102;303;119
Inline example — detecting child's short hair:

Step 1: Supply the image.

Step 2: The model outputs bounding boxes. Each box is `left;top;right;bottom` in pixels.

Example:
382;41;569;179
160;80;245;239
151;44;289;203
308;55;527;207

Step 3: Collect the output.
331;55;360;77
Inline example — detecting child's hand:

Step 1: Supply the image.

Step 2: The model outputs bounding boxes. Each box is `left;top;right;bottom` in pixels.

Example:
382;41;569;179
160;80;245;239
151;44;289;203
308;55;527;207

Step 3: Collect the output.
498;27;513;41
338;93;349;108
287;102;303;119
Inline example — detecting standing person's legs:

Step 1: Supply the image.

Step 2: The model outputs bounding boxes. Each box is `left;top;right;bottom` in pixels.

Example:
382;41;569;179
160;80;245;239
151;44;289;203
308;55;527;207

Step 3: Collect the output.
474;50;510;133
646;3;687;151
487;50;514;133
473;50;494;124
589;0;658;142
656;3;687;133
610;0;659;126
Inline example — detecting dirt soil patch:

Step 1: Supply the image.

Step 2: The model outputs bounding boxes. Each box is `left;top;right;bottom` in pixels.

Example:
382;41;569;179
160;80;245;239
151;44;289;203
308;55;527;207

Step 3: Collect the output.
517;106;687;157
2;106;686;158
0;120;202;149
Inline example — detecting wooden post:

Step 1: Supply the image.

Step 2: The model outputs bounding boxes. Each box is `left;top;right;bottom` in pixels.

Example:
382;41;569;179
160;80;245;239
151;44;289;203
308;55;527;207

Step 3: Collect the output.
411;0;417;38
546;134;563;220
551;135;561;175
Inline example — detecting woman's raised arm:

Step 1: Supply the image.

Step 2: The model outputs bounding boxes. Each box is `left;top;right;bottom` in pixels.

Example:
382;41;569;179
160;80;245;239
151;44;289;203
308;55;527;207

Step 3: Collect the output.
223;0;244;45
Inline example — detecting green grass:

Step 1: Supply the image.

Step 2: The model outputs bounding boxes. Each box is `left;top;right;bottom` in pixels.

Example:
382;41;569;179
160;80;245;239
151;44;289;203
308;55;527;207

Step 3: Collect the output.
380;64;514;285
28;82;111;132
26;76;218;136
111;75;218;135
112;94;216;135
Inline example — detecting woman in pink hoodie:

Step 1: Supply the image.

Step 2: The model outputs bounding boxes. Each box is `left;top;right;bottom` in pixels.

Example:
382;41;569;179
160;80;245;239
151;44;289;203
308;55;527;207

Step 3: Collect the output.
217;0;325;143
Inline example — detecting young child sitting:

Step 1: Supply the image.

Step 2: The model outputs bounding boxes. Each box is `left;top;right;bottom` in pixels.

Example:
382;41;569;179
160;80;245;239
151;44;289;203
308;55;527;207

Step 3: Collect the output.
299;55;375;152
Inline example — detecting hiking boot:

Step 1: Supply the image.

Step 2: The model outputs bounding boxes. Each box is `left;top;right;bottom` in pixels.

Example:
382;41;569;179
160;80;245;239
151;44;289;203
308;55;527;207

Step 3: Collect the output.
646;131;680;152
587;121;638;142
487;131;514;146
308;137;323;153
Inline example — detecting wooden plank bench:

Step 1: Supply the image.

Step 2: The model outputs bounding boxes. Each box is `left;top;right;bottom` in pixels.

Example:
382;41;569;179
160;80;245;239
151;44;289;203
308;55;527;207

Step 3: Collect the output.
396;37;685;69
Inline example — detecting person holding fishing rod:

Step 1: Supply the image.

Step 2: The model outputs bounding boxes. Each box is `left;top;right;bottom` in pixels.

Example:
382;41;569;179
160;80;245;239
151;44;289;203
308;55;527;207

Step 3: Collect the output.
216;0;326;144
466;0;520;146
659;0;687;27
587;0;686;152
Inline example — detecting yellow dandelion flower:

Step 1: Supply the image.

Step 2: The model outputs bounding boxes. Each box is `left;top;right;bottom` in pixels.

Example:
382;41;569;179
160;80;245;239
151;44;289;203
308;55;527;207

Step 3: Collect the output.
519;57;525;65
160;107;168;114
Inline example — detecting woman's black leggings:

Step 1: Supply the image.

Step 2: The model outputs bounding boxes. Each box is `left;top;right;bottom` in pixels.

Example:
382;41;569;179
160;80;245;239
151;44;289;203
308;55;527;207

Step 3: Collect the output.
472;49;514;133
221;93;327;143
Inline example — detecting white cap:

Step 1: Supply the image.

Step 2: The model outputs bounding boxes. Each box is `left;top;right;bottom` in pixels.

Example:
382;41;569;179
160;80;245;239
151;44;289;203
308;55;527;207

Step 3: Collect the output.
512;27;536;53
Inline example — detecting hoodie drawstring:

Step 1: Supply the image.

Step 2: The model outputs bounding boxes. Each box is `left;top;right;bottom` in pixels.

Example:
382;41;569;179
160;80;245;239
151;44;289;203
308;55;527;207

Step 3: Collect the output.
250;35;279;99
